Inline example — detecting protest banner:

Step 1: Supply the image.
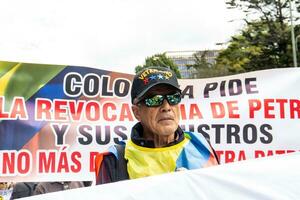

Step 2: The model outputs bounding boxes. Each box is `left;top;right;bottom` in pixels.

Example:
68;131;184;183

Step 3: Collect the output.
0;61;299;181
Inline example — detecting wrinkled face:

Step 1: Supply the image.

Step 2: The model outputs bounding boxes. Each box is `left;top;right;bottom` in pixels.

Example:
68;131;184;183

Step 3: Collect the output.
132;85;181;138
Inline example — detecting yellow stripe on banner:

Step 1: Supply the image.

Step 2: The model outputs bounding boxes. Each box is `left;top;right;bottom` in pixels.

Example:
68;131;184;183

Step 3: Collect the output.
0;63;21;95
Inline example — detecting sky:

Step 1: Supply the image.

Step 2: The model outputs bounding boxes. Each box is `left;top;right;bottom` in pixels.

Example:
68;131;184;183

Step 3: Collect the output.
0;0;244;74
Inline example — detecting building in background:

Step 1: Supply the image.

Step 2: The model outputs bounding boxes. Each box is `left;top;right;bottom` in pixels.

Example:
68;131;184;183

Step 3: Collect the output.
165;50;219;78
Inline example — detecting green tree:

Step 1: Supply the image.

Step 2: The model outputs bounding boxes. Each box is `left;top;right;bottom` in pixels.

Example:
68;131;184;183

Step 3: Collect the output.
226;0;300;22
135;53;181;78
187;51;210;78
218;0;300;72
189;51;212;70
188;51;231;78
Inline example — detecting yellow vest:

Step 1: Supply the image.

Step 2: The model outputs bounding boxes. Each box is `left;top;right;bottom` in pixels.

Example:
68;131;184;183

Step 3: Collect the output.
124;137;189;179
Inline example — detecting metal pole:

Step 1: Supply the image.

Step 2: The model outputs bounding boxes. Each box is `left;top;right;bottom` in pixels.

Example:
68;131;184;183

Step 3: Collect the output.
289;0;297;67
296;35;300;52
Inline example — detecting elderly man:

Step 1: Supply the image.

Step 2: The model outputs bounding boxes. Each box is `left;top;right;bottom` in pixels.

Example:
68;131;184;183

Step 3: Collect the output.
95;66;219;184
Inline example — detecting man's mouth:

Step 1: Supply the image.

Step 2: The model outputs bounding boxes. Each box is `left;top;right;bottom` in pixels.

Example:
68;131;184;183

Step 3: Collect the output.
158;117;174;122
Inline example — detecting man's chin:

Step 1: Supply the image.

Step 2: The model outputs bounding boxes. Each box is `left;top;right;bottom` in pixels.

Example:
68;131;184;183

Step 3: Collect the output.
158;119;176;126
157;126;177;136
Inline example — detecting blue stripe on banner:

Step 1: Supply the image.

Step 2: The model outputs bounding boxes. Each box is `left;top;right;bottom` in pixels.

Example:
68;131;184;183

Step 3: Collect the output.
176;132;211;169
0;66;110;150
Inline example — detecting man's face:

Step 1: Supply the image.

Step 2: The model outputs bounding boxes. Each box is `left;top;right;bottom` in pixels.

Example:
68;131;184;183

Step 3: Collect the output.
132;84;181;138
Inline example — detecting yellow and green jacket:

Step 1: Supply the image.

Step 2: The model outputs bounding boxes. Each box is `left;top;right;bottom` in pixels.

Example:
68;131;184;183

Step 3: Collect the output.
95;123;219;184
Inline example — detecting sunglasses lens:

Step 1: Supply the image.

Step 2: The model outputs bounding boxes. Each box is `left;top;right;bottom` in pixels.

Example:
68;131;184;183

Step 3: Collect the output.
143;92;181;107
145;95;164;107
166;93;181;105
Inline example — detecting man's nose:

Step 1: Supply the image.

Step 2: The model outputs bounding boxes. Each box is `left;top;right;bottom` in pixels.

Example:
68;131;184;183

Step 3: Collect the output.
160;99;171;112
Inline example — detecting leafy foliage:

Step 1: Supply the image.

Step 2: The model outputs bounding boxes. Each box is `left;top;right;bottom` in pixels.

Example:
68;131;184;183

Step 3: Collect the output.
217;0;300;72
226;0;300;22
135;53;181;78
187;51;231;78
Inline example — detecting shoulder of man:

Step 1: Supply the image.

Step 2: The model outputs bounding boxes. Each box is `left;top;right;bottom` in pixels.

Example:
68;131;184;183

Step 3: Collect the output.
95;144;129;185
184;131;220;165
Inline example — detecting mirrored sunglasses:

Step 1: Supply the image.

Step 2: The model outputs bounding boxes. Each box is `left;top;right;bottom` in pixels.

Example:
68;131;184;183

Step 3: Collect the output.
141;92;182;107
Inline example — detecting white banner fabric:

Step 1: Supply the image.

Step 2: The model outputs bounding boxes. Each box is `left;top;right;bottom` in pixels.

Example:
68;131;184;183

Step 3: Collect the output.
21;152;300;200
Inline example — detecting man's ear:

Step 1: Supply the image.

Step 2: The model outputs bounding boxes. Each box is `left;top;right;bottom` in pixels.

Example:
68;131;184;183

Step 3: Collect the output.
131;105;141;121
